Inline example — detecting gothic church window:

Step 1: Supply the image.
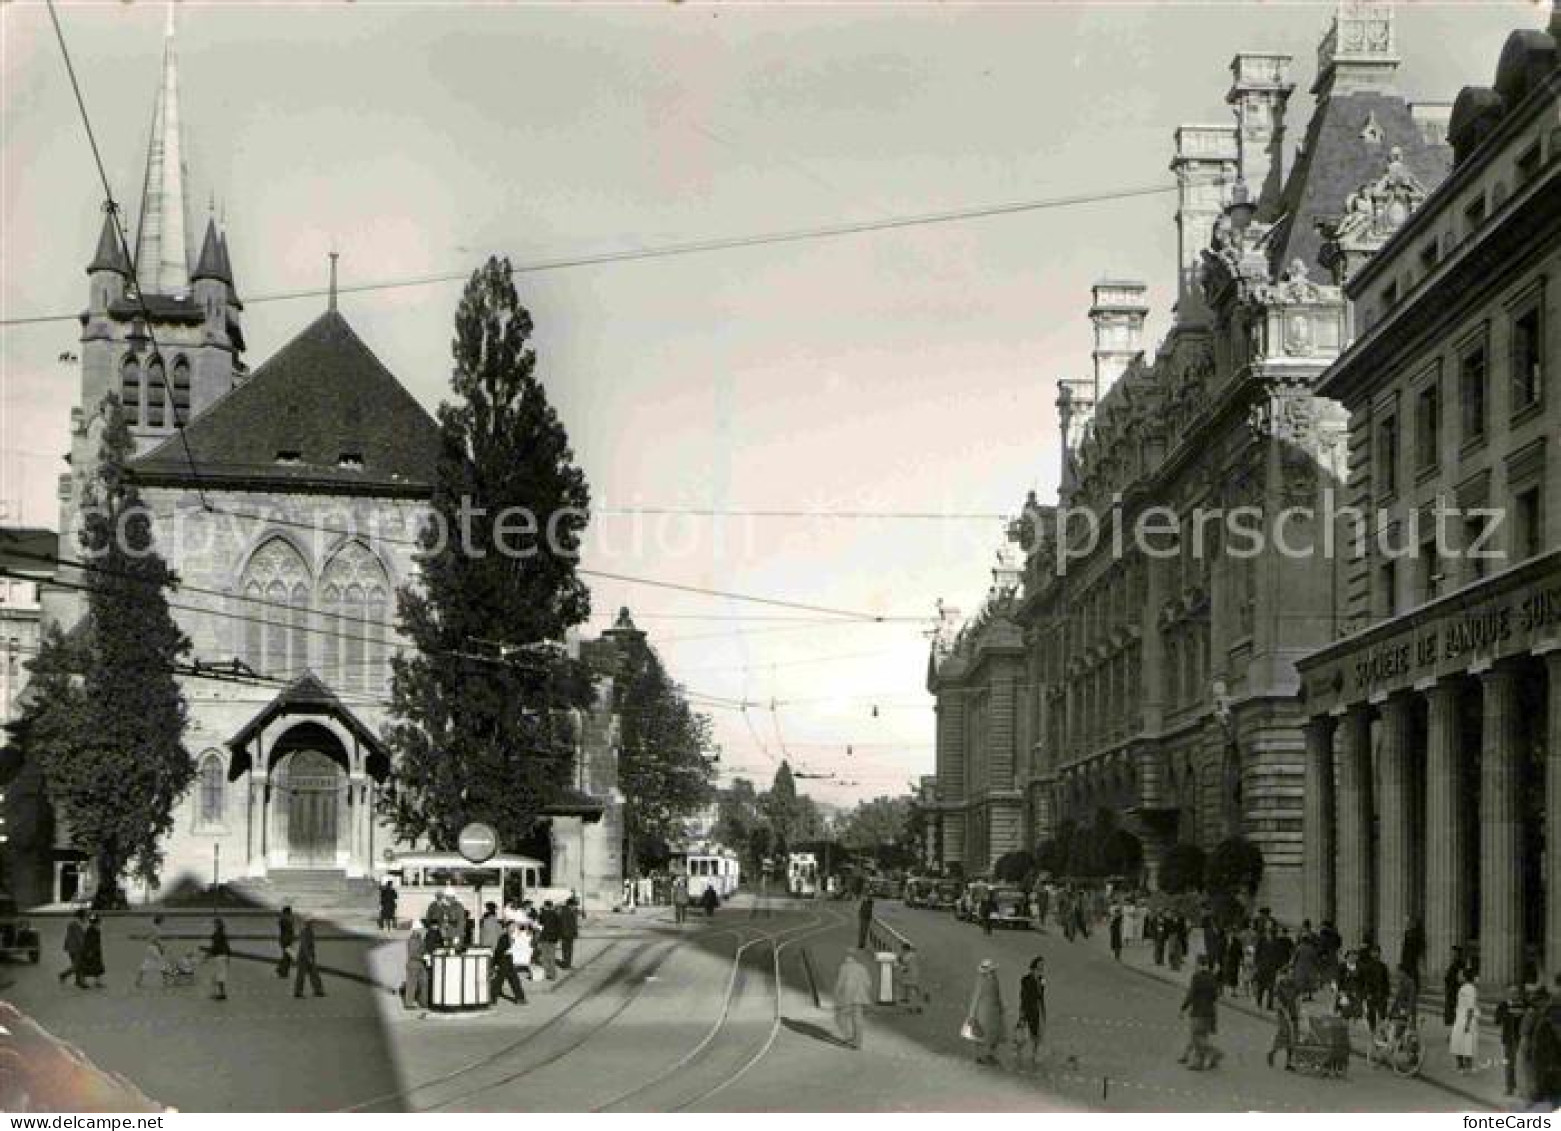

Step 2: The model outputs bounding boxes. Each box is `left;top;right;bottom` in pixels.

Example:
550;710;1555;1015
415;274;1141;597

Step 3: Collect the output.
120;357;142;426
319;541;391;692
145;357;166;428
239;537;312;679
197;751;225;826
171;356;191;425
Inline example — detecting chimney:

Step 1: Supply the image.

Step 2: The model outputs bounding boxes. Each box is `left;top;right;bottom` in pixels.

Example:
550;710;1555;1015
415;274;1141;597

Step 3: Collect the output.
1227;52;1294;217
1089;279;1148;397
1171;125;1238;326
1313;0;1401;100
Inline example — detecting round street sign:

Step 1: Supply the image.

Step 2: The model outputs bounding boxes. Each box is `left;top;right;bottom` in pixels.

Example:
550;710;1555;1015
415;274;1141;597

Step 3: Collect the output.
457;822;499;864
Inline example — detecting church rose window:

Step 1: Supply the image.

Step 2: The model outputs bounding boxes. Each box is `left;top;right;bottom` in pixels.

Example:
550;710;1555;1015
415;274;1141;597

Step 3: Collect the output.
120;357;142;426
239;538;313;679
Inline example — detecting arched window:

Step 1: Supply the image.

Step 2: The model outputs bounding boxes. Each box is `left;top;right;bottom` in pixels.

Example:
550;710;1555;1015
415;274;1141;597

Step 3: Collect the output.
145;357;166;427
120;357;142;426
238;538;312;678
170;356;191;425
319;541;391;693
197;751;225;826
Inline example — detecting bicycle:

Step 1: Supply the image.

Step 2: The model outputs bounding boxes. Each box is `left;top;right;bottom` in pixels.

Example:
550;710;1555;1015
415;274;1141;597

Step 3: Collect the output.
1366;1014;1426;1077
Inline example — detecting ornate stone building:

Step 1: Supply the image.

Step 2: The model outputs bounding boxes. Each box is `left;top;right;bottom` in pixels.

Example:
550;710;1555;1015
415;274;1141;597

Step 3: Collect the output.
1296;11;1560;986
930;0;1452;918
23;16;629;907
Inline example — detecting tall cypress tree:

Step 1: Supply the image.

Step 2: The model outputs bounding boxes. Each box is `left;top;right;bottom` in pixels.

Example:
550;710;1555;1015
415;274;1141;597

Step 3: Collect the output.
25;393;193;907
383;256;594;850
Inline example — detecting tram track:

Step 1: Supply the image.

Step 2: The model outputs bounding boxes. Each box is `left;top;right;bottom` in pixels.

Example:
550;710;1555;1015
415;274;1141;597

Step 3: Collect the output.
591;900;847;1112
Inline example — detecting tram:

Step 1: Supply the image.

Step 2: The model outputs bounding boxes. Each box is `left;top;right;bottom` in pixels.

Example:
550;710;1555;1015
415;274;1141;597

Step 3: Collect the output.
678;848;741;899
787;852;819;898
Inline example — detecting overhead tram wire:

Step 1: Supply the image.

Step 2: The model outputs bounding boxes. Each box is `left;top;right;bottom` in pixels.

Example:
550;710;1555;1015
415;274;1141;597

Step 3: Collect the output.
44;0;212;513
0;181;1184;329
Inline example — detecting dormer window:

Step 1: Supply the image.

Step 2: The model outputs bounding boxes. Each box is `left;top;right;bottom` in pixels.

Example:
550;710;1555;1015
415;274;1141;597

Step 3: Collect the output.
274;449;303;465
338;452;364;470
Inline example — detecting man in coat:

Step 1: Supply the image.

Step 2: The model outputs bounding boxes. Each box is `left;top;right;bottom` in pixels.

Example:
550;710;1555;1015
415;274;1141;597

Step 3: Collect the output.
293;916;325;998
833;949;874;1050
58;909;87;988
537;901;561;980
857;895;876;949
275;905;296;978
489;926;527;1006
672;877;690;924
559;897;580;969
1178;955;1224;1070
1444;947;1468;1026
378;881;398;932
1357;943;1392;1034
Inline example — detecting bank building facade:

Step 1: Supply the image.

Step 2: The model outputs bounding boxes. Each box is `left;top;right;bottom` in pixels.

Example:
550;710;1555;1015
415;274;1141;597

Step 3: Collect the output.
1295;12;1560;990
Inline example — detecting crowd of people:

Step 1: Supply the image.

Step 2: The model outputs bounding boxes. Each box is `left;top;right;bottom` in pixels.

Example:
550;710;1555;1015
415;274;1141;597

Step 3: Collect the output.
398;891;583;1011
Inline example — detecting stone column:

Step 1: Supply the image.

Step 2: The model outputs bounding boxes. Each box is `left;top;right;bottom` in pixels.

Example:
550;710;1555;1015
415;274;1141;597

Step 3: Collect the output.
1546;651;1561;979
1376;694;1416;963
1302;715;1336;926
1480;665;1524;988
1335;705;1374;946
1424;679;1467;978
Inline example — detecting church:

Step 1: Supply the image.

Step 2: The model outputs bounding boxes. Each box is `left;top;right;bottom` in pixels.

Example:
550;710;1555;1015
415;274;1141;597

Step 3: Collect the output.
15;14;627;910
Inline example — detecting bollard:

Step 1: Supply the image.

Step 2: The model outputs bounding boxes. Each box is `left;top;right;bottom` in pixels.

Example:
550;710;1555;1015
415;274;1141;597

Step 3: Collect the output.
875;951;896;1005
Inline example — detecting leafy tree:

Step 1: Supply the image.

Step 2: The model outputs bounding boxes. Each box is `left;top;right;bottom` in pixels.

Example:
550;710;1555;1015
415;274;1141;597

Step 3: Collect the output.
993;849;1035;883
1206;836;1264;923
383;256;594;850
1161;842;1207;894
1102;829;1145;879
764;761;804;857
615;643;717;873
22;394;192;906
839;794;916;869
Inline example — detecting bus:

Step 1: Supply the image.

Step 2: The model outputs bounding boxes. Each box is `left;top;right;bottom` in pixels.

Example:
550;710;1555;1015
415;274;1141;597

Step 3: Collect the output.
677;849;741;899
787;852;819;898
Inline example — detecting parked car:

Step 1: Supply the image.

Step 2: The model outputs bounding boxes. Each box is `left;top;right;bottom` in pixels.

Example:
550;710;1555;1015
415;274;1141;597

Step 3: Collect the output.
928;879;962;911
990;885;1034;930
0;893;41;964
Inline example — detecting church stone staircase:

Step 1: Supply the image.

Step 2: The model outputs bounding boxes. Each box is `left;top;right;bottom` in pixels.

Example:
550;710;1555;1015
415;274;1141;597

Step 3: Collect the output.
227;869;379;918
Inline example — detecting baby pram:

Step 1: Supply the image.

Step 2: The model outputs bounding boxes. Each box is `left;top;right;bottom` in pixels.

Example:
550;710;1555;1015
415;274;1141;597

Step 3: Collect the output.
161;952;199;987
1290;1013;1351;1077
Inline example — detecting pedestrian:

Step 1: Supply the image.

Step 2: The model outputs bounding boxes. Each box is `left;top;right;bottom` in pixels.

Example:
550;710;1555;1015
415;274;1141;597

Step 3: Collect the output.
1035;886;1051;932
1109;906;1124;962
1498;983;1528;1096
490;924;527;1006
1292;929;1319;1001
203;918;231;1001
1073;898;1090;941
537;901;561;980
1450;969;1480;1072
672;877;689;924
896;942;924;1012
1268;964;1298;1071
378;879;398;931
833;949;874;1050
1521;980;1561;1107
58;909;87;988
1018;956;1047;1073
402;926;428;1010
79;914;106;989
135;915;166;990
1221;931;1243;994
1150;911;1166;966
559;897;580;969
449;895;471;950
964;958;1005;1067
1334;950;1363;1024
1178;955;1223;1071
293;916;325;999
1201;916;1221;971
1358;944;1391;1034
276;905;295;978
478;902;502;950
512;922;535;982
857;895;876;948
700;885;719;918
1168;917;1187;972
979;891;997;937
1444;946;1467;1026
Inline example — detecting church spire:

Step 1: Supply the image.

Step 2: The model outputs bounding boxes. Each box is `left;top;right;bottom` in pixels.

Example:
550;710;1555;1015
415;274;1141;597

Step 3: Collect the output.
133;2;192;295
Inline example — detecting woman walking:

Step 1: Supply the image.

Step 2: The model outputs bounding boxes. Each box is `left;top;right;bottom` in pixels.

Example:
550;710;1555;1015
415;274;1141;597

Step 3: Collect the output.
1450;969;1481;1072
402;926;429;1010
204;919;231;1001
965;959;1005;1067
1018;957;1047;1073
135;915;166;990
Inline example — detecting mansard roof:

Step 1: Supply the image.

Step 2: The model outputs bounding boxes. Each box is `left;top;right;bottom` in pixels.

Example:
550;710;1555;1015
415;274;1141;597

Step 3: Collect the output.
133;309;442;494
1265;90;1451;278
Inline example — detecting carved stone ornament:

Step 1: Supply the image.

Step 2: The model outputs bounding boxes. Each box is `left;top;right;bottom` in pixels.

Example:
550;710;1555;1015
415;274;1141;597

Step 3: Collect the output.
1318;147;1429;283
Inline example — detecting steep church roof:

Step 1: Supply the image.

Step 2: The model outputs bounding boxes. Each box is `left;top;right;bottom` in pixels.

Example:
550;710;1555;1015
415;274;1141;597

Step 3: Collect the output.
132;309;442;493
86;210;131;277
1264;90;1451;277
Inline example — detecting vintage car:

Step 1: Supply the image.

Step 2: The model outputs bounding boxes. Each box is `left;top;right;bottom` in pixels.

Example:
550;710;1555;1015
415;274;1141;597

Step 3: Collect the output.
0;892;41;963
866;876;901;900
902;877;932;908
928;879;962;912
989;885;1034;930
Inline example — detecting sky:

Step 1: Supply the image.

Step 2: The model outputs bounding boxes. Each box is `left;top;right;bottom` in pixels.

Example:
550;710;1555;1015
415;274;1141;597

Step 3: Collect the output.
0;0;1543;806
